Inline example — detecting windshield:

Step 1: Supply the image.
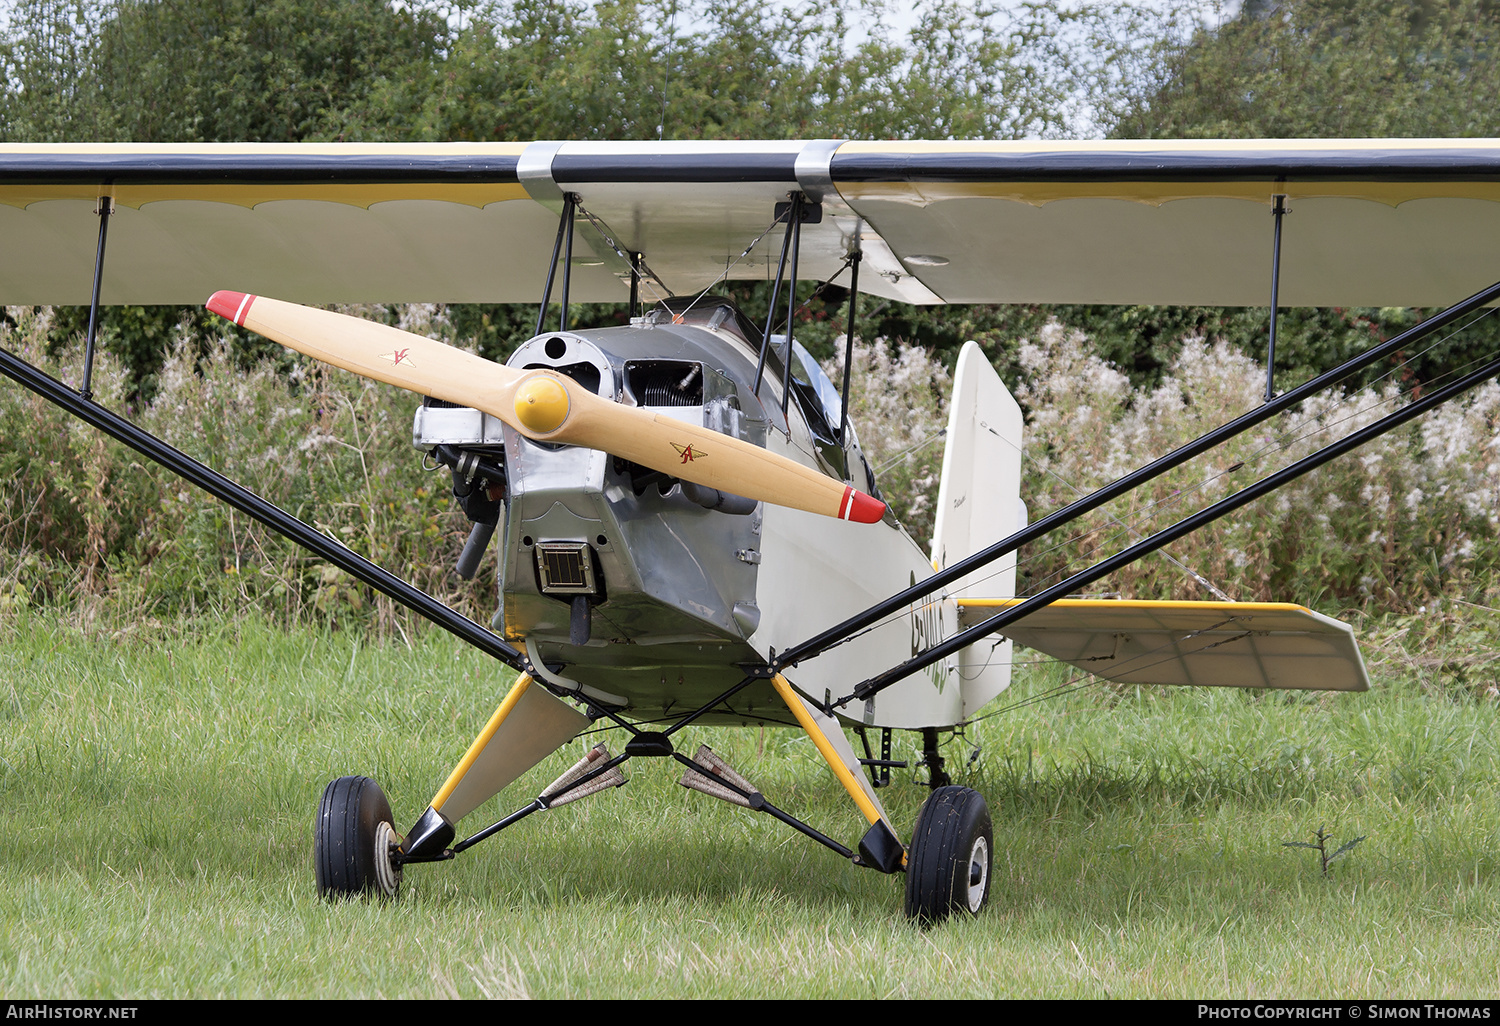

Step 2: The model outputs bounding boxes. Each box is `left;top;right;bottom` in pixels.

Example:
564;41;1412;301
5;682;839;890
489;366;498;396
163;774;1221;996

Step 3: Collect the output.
789;338;842;427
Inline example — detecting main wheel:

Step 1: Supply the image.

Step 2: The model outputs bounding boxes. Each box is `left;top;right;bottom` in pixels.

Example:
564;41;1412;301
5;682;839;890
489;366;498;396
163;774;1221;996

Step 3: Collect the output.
904;785;992;925
314;775;402;899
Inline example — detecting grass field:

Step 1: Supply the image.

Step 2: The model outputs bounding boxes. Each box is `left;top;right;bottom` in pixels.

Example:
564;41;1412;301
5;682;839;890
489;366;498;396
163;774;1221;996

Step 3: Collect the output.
2;607;1497;998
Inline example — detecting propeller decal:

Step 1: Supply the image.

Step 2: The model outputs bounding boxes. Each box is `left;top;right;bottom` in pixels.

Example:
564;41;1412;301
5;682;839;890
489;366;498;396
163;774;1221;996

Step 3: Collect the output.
672;442;705;464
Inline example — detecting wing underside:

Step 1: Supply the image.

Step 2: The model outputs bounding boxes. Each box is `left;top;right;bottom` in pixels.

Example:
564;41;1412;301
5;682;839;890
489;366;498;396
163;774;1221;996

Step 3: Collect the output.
958;598;1369;692
4;138;1500;307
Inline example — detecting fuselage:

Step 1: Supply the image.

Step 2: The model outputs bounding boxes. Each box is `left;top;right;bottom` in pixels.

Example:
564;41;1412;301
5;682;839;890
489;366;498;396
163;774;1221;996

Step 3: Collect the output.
416;299;962;728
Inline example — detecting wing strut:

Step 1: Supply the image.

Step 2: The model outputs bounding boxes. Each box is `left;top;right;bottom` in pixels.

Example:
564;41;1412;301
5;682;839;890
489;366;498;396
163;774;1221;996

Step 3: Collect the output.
838;244;861;446
1266;193;1289;402
628;250;642;318
80;196;114;400
778;195;805;417
753;194;800;398
776;273;1500;674
534;192;578;336
834;346;1500;709
560;191;575;331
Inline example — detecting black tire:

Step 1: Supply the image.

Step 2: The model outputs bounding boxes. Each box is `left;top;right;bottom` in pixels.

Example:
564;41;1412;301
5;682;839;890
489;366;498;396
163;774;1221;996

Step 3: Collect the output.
904;785;992;925
314;775;401;899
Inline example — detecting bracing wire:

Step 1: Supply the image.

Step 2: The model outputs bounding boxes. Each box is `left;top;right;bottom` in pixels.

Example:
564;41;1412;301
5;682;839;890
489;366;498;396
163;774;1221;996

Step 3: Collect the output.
875;427;947;474
656;3;676;142
571;202;674;303
574;199;856;332
573;200;789;324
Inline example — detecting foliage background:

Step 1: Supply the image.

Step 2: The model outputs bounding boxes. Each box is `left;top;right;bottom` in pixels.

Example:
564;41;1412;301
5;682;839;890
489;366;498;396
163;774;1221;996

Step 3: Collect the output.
1;0;1499;624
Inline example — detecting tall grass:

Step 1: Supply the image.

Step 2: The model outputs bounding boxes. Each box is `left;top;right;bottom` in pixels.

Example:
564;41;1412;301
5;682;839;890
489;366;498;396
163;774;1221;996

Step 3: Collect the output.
0;609;1495;997
837;323;1500;612
1011;323;1500;609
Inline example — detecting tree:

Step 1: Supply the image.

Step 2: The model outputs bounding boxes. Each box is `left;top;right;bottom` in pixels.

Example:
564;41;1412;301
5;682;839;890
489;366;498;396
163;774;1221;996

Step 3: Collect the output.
362;0;1142;144
3;0;1165;388
1087;0;1500;394
1;0;446;143
0;1;97;141
1113;0;1500;139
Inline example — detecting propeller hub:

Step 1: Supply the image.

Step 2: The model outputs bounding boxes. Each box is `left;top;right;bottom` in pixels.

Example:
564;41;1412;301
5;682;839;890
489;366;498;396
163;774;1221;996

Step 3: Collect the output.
513;375;571;434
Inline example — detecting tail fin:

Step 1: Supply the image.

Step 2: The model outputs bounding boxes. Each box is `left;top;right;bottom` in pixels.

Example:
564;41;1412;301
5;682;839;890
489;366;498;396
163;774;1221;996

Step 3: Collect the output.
930;341;1026;716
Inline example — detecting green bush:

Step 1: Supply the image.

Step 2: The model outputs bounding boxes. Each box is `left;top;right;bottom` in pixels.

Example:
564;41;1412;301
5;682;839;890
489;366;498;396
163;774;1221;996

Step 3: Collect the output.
1011;322;1500;611
0;310;491;630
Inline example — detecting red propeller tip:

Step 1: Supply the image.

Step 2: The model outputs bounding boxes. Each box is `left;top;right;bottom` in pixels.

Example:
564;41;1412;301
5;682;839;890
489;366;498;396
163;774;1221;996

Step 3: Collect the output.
206;291;256;326
843;487;886;524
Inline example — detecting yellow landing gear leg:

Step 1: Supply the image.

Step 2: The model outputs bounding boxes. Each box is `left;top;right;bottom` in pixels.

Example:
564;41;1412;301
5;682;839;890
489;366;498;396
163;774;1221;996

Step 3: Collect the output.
770;673;905;874
402;673;590;859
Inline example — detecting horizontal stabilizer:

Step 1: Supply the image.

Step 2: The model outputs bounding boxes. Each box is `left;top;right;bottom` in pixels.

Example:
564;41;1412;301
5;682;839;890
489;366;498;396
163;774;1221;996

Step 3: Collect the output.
957;599;1368;692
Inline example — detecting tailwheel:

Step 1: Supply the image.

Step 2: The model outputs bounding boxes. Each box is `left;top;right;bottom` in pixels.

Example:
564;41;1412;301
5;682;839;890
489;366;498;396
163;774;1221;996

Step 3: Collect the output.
314;775;403;900
903;785;992;925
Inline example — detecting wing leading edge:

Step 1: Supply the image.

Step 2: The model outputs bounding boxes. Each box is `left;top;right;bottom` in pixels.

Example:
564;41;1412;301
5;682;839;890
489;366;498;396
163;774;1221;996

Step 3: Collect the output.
958;598;1369;692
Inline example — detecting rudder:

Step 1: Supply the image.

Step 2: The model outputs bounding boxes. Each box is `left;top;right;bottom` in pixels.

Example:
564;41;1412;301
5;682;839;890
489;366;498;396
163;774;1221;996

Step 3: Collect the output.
930;341;1026;717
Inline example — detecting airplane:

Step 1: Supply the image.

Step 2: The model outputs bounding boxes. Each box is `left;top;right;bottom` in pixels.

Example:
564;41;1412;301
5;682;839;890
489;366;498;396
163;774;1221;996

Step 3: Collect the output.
3;138;1499;925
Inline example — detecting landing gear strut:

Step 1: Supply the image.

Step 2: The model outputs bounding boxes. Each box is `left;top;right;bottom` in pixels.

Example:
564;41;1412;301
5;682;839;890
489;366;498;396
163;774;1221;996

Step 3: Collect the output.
920;727;951;789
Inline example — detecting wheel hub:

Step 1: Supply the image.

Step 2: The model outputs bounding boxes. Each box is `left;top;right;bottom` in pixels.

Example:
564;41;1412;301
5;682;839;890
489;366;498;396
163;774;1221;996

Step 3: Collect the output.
966;836;989;913
374;821;404;897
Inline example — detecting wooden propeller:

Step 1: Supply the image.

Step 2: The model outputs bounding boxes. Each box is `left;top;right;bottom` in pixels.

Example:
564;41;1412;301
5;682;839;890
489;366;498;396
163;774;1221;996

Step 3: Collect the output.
207;292;885;523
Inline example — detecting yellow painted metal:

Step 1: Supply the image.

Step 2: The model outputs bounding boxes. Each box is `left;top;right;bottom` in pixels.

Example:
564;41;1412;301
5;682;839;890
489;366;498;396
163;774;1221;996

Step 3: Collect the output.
0;141;531;210
0;181;533;211
770;673;884;829
833;138;1500;156
0;141;529;156
834;178;1500;208
831;139;1500;209
957;597;1311;614
430;674;533;813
